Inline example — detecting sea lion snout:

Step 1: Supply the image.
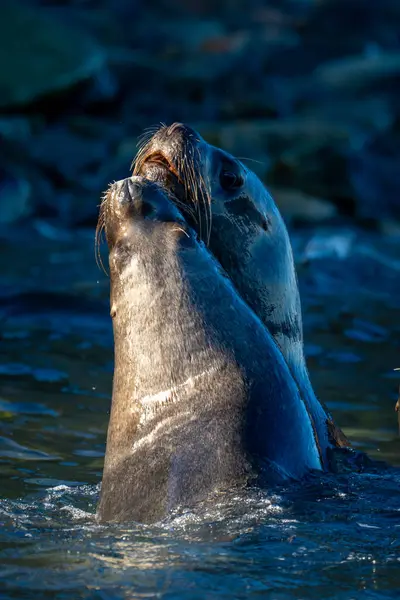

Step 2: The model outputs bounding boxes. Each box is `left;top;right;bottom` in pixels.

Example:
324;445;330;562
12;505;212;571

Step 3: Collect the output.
118;177;144;205
111;176;164;219
100;176;157;250
114;176;145;207
103;176;192;277
105;176;189;241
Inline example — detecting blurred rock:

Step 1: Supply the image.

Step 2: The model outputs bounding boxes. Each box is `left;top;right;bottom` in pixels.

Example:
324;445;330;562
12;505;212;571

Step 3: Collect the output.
1;0;400;228
349;132;400;220
299;0;400;57
0;167;31;225
314;50;400;92
296;228;400;306
300;231;355;262
29;126;110;184
0;118;32;142
270;187;337;224
198;117;358;208
299;98;395;136
0;3;105;108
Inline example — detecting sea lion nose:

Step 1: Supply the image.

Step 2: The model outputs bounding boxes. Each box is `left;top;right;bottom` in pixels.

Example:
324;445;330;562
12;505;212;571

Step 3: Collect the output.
117;177;143;205
127;178;143;201
166;122;197;139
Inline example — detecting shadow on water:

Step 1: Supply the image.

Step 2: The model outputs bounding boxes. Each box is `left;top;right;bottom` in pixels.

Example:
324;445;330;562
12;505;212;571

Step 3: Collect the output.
0;223;399;599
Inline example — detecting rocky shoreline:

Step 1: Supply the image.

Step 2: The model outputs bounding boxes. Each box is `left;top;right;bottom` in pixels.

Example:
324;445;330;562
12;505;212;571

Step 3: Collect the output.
1;0;400;230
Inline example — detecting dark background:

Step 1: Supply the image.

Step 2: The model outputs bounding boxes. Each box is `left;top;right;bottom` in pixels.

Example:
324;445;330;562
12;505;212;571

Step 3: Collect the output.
1;0;400;466
0;7;400;600
2;0;400;231
2;4;400;595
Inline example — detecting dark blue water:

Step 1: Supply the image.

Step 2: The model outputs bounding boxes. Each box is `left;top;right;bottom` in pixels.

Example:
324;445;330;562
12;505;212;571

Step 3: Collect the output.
1;224;400;599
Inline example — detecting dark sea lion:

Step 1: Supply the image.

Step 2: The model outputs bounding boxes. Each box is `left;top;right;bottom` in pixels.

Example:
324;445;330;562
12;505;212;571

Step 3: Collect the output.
132;123;349;467
97;176;321;523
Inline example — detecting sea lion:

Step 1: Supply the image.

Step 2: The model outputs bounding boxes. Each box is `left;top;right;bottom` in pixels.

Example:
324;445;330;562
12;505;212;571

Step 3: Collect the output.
132;123;349;466
97;177;322;523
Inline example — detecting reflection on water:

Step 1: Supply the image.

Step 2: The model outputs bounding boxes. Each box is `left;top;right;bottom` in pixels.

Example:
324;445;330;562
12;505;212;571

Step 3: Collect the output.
0;225;399;599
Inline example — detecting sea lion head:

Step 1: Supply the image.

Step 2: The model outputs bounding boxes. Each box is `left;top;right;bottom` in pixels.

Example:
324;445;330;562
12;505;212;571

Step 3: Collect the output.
129;124;347;465
132;123;303;374
98;174;194;268
97;174;198;329
99;175;190;246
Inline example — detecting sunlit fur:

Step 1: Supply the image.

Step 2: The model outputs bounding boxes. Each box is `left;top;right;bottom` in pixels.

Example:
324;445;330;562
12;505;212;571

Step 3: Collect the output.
132;123;212;245
97;124;349;471
97;177;322;523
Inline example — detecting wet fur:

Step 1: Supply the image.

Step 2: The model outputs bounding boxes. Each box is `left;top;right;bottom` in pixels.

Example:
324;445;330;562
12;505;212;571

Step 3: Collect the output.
130;124;349;466
97;178;321;523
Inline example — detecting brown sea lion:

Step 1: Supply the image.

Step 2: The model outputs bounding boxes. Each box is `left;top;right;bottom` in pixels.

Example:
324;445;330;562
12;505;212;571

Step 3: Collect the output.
97;176;322;523
132;123;349;468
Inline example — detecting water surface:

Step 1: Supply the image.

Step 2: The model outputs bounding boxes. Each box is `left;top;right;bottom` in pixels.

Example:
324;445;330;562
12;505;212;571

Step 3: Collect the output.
0;224;399;599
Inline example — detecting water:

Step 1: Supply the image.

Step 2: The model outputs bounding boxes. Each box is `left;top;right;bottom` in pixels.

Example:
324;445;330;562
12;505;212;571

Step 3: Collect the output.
1;223;400;599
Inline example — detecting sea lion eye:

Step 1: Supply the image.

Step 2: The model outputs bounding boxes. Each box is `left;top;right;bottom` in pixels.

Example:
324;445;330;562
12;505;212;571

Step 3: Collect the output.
220;170;243;190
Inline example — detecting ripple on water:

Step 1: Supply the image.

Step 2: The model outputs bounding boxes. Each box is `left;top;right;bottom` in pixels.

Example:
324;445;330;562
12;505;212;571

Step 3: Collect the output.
0;465;400;599
0;229;400;598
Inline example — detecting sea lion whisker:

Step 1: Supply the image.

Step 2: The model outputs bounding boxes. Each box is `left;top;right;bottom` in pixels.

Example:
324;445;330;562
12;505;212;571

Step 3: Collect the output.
134;142;152;167
132;129;161;173
198;174;209;243
139;123;162;140
135;133;152;153
185;155;203;240
96;232;108;276
134;122;165;167
136;123;163;149
170;195;198;223
193;147;211;245
198;167;212;246
171;226;190;238
236;157;266;166
163;171;198;222
95;185;114;276
187;155;199;205
95;216;108;276
136;132;153;150
175;157;197;225
132;144;150;173
180;154;192;203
